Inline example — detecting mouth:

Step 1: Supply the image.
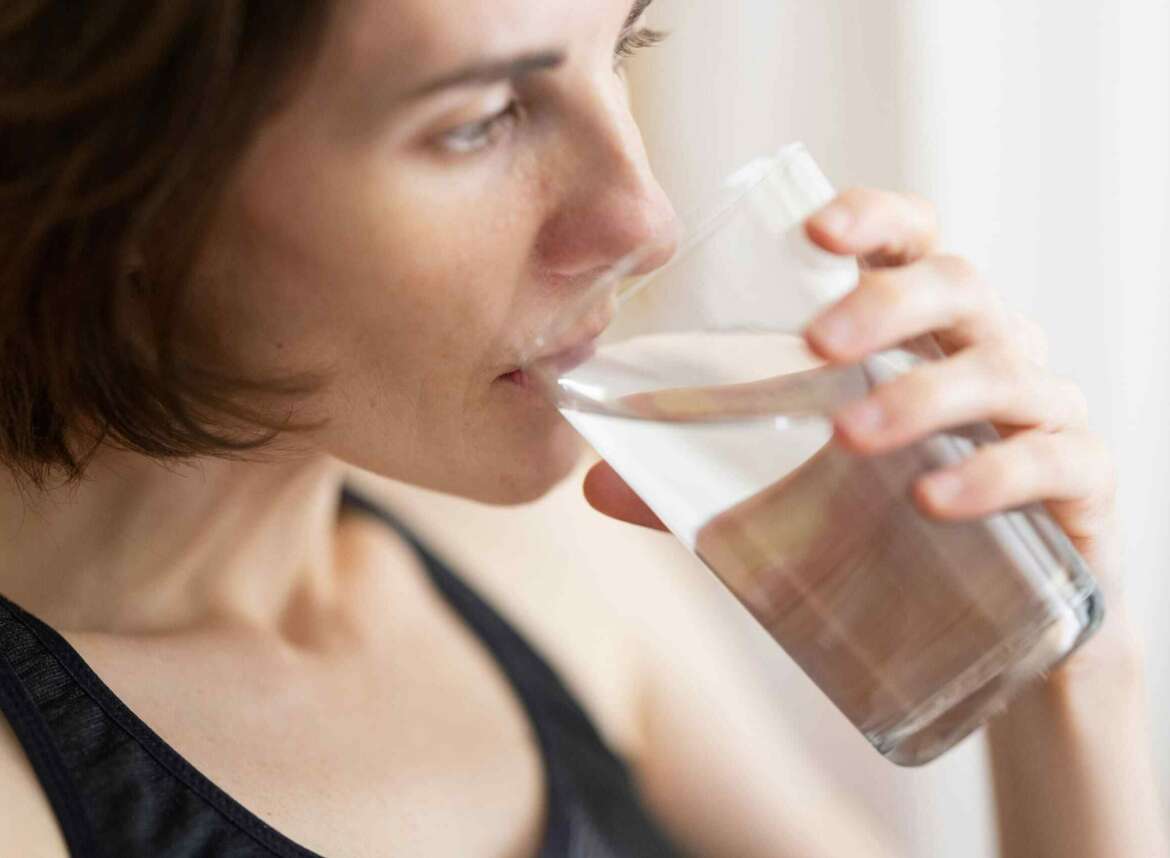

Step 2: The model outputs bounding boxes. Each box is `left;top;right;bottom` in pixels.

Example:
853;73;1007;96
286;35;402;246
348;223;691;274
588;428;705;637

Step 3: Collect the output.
501;368;532;389
499;311;612;387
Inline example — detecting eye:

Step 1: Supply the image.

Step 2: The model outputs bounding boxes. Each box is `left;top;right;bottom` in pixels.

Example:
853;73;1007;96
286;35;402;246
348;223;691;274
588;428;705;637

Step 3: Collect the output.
437;99;522;155
614;27;669;71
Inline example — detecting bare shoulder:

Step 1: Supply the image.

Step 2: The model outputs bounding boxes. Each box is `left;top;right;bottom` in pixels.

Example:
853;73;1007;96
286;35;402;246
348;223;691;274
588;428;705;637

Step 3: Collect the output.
0;716;69;857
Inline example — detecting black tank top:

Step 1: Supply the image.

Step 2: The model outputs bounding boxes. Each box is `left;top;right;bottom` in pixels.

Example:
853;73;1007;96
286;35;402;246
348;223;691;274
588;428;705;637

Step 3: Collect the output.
0;483;688;857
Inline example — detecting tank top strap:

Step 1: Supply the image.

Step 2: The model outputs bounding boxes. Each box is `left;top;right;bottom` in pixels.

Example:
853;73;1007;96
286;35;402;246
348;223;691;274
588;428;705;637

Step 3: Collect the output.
0;599;103;856
0;593;325;857
340;485;619;743
0;486;686;857
338;483;652;853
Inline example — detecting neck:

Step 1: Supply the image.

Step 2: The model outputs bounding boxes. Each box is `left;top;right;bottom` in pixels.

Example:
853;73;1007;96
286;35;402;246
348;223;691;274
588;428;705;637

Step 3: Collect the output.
0;447;350;638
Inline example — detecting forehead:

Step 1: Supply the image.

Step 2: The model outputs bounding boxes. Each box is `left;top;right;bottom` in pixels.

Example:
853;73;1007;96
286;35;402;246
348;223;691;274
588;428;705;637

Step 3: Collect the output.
333;0;611;77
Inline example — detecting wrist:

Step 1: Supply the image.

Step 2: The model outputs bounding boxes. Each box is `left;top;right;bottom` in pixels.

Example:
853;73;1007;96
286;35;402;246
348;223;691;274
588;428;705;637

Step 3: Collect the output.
1014;606;1147;715
987;608;1170;858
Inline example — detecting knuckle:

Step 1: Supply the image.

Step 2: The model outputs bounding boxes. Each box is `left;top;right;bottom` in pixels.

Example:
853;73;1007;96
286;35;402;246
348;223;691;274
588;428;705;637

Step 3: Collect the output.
1052;433;1117;519
904;192;941;239
1084;433;1118;495
859;268;906;310
976;342;1031;382
971;449;1019;497
885;367;942;417
904;191;939;221
1057;378;1091;425
931;253;982;285
858;266;895;289
1032;431;1068;476
1102;462;1120;504
1020;316;1050;362
928;254;993;307
915;361;959;409
837;186;884;213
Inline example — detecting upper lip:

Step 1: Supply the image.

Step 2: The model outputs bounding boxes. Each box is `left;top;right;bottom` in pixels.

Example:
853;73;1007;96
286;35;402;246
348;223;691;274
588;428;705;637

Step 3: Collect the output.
504;312;612;376
500;258;644;376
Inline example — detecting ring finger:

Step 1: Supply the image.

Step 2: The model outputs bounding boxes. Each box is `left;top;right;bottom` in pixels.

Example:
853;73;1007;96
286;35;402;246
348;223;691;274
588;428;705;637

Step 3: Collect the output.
914;428;1115;532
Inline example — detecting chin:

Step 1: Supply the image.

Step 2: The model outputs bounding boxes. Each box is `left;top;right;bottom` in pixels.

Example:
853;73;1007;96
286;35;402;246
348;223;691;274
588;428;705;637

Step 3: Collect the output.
470;421;589;506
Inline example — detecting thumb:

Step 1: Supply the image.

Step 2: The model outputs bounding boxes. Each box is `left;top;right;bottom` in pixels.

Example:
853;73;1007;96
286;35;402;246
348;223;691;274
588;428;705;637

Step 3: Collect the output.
582;460;669;532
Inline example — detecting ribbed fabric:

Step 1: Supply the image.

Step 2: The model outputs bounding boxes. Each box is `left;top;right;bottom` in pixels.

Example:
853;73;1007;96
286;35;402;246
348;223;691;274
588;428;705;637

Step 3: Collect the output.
0;483;688;857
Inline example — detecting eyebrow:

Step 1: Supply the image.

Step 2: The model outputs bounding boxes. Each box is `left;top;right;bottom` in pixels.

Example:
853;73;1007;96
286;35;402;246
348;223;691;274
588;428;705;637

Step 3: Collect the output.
402;0;656;100
404;51;567;100
624;0;656;31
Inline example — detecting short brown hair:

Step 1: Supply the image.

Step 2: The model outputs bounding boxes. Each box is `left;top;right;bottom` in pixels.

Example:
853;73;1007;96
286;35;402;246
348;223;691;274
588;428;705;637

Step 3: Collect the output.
1;1;334;493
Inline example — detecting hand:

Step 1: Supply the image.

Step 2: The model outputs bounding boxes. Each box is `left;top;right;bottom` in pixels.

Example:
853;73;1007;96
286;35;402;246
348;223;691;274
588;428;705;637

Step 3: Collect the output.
584;187;1128;671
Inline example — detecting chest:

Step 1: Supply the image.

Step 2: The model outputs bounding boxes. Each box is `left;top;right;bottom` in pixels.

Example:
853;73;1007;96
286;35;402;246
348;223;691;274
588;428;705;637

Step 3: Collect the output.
70;600;551;858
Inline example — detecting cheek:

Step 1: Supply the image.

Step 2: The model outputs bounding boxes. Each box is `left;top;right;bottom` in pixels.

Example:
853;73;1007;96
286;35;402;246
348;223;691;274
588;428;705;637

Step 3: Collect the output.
201;127;581;501
319;202;587;503
282;146;540;337
330;152;554;389
204;167;516;387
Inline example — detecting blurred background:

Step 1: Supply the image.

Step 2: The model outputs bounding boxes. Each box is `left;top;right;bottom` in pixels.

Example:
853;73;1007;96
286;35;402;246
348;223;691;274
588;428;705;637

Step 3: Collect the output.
355;2;1170;855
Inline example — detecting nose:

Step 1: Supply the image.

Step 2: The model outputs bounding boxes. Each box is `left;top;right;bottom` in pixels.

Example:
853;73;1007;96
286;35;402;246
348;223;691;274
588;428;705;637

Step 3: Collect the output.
534;92;681;284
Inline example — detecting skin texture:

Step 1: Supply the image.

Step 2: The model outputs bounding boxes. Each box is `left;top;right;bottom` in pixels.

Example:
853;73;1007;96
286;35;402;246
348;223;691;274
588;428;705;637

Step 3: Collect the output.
0;0;679;638
184;0;679;507
0;1;1166;856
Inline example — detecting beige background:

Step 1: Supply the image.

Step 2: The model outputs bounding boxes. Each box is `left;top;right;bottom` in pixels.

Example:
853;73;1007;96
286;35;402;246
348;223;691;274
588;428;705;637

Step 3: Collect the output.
628;2;1170;854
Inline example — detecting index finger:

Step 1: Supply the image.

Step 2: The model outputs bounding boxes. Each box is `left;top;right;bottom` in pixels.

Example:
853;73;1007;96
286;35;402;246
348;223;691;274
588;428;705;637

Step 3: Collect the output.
583;460;668;531
805;187;940;269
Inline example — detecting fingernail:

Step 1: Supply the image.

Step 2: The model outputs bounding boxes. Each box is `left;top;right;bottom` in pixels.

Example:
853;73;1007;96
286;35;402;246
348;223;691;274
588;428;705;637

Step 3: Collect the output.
839;399;886;435
813;203;854;239
924;472;965;506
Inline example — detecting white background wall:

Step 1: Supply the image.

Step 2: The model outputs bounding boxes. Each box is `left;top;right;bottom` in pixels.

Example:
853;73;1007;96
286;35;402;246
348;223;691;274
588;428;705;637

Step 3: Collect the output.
628;2;1170;855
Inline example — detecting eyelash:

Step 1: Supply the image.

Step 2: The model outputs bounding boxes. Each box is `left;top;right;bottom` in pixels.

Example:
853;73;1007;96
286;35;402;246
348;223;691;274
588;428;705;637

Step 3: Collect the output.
438;100;523;155
614;27;668;67
437;27;670;156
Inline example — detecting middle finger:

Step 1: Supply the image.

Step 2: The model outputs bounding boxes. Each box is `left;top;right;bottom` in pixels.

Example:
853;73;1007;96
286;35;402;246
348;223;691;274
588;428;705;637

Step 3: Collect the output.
805;254;1010;363
833;343;1090;455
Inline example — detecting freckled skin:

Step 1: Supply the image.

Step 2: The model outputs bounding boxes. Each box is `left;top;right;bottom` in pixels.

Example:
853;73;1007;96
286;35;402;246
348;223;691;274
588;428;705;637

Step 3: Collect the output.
183;0;679;506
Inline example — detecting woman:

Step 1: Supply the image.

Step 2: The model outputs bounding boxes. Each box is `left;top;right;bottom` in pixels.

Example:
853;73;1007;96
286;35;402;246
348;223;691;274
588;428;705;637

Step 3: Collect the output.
0;2;1165;856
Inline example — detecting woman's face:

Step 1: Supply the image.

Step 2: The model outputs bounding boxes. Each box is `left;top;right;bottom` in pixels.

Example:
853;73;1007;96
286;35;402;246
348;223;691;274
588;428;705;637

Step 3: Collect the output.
187;0;679;504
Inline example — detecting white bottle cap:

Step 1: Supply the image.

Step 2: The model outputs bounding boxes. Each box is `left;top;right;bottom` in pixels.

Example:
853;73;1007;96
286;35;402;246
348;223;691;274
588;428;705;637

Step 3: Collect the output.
771;143;860;307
